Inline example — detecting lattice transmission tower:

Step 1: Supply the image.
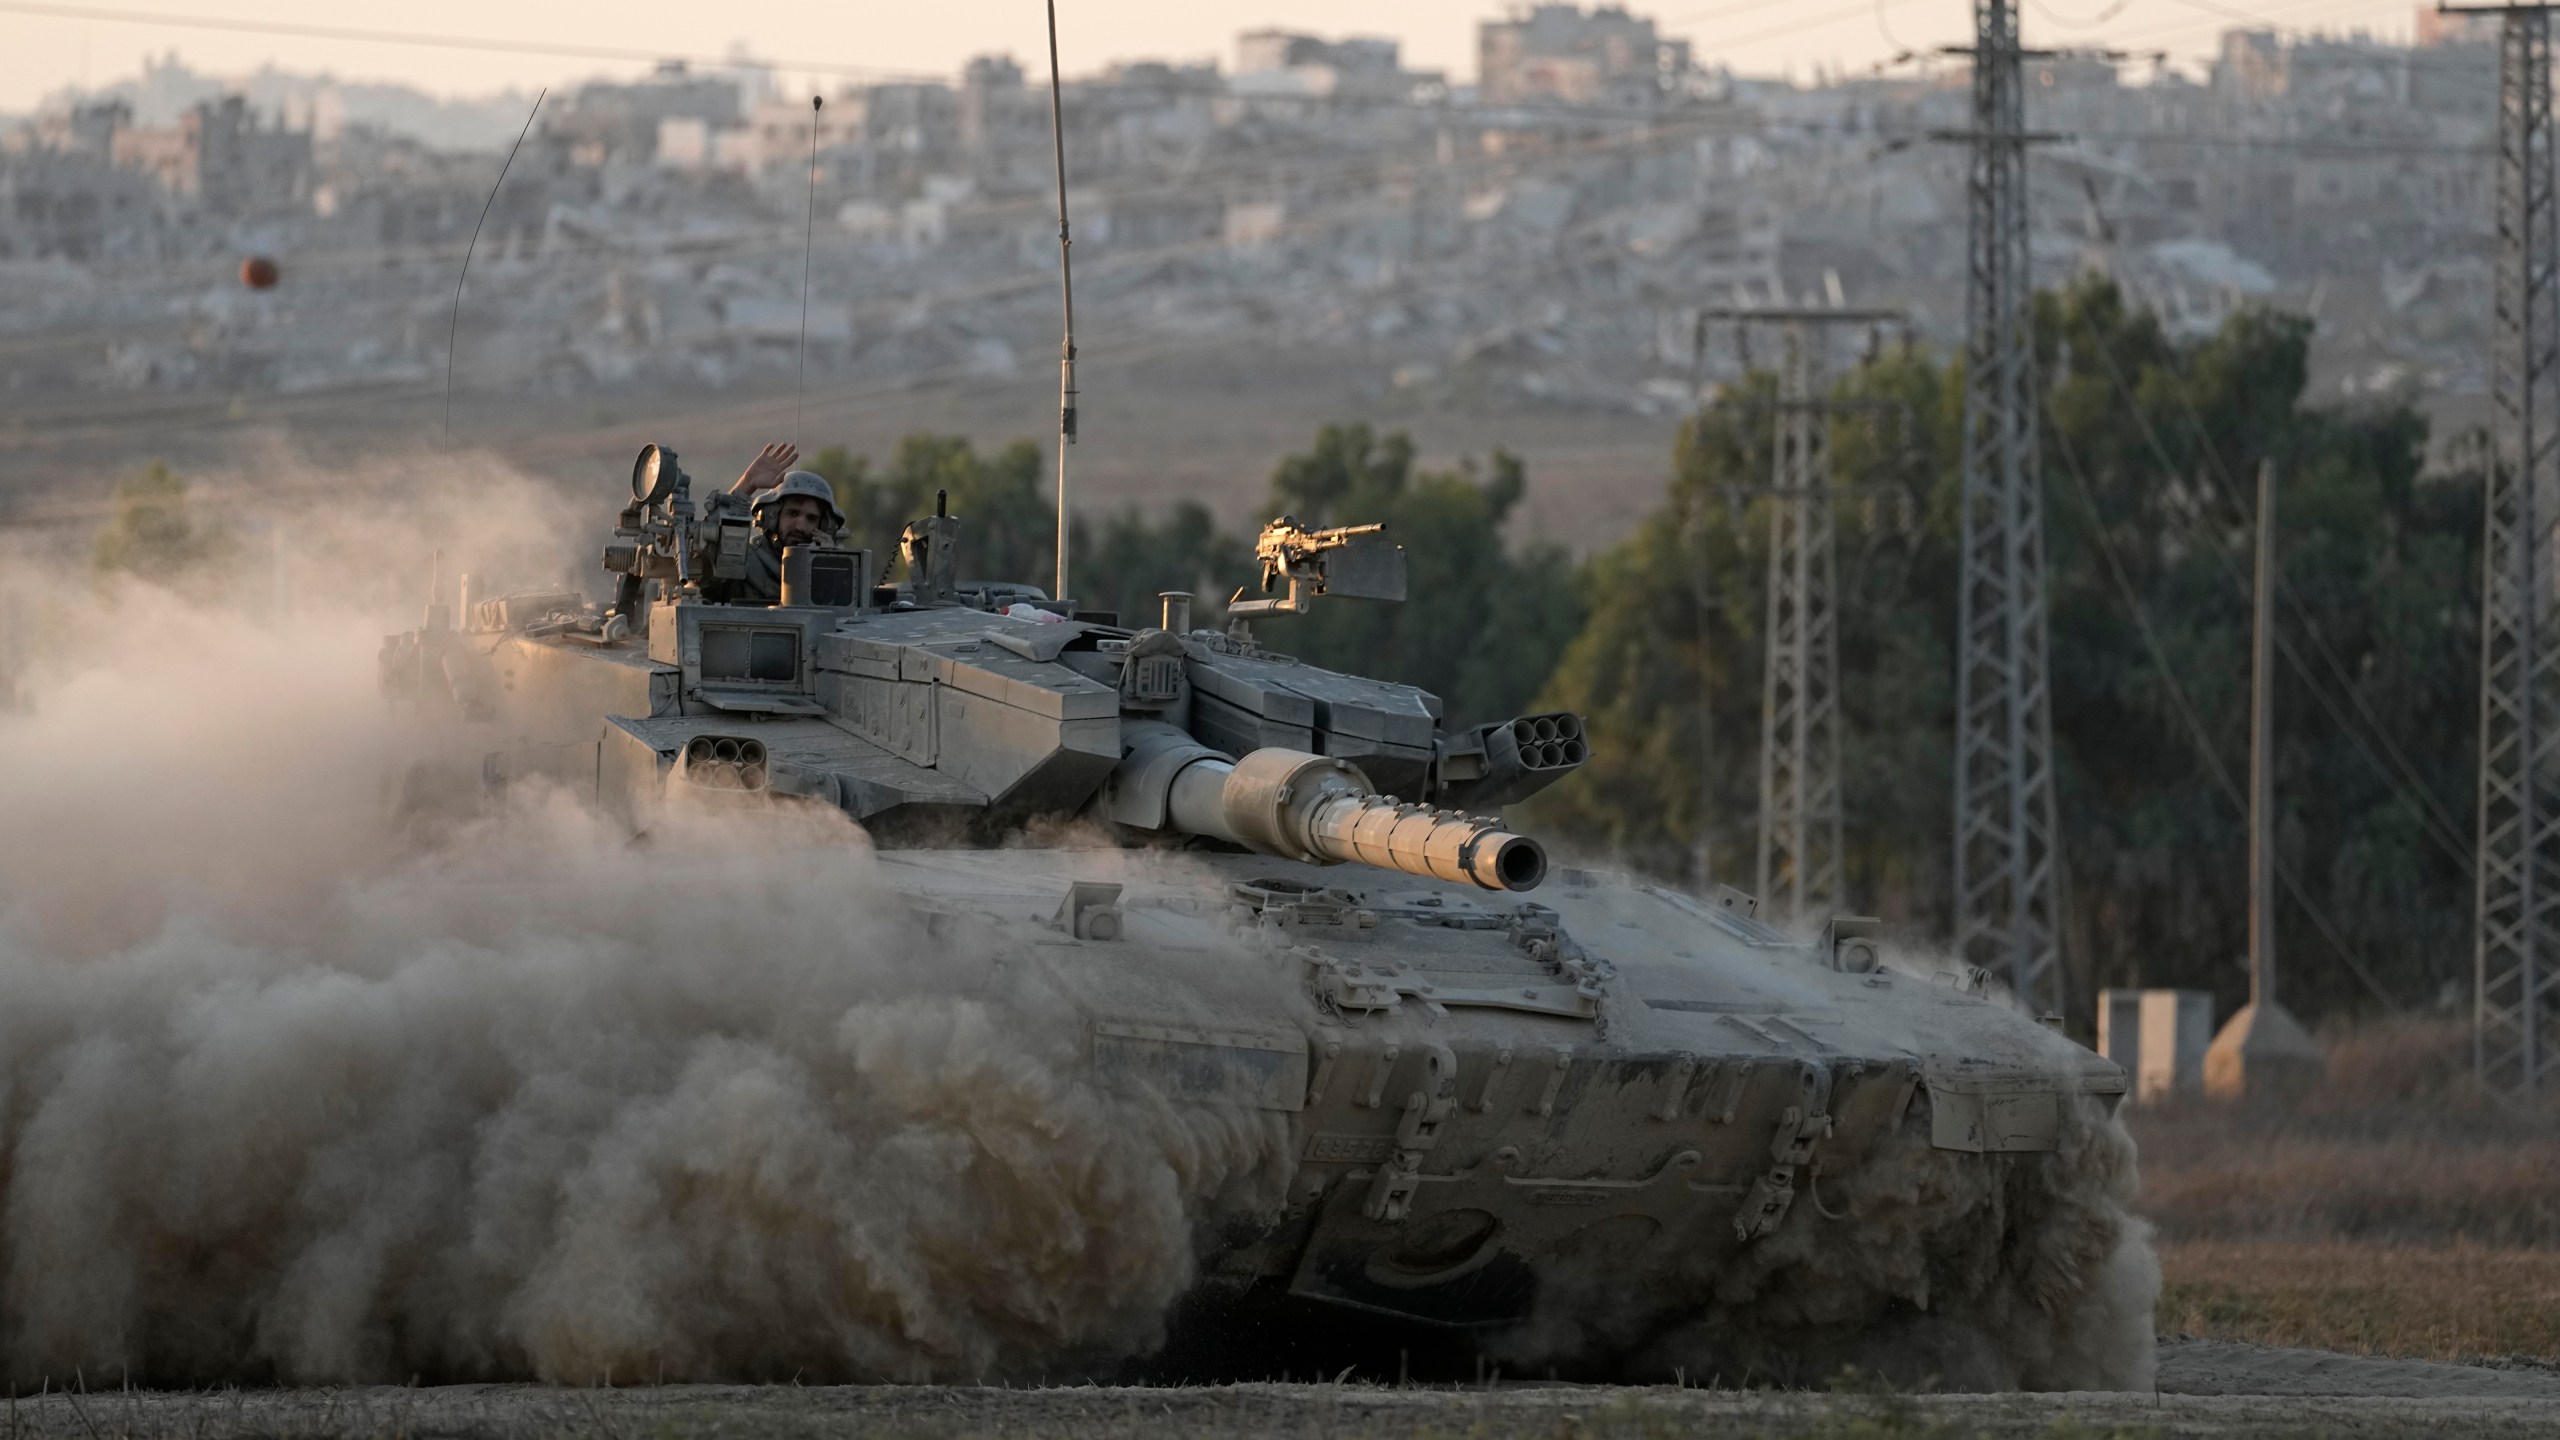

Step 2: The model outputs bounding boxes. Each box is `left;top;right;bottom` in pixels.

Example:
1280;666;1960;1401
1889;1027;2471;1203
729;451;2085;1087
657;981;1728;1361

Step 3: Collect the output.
1950;0;2063;1015
1759;324;1842;923
2469;3;2560;1100
1699;307;1905;925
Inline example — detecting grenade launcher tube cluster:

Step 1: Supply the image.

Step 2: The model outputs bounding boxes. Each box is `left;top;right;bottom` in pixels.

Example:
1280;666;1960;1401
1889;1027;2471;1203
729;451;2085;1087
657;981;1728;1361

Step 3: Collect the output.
1163;747;1546;892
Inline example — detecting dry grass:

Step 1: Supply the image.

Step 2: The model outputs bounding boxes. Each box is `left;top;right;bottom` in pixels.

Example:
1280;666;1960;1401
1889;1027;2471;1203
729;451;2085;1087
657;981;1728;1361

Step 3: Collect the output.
2133;1016;2560;1365
0;1385;2338;1440
2127;1016;2560;1247
2157;1241;2560;1364
2131;1125;2560;1247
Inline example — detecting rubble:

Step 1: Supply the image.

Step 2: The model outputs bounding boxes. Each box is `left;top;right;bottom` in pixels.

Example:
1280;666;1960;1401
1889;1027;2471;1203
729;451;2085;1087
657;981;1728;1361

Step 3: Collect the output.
0;6;2506;434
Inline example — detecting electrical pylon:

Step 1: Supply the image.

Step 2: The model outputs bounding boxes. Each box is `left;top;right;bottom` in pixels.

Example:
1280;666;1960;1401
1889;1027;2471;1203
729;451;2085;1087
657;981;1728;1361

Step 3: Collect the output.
2467;2;2560;1100
1952;0;2064;1015
1759;324;1843;923
1700;306;1904;925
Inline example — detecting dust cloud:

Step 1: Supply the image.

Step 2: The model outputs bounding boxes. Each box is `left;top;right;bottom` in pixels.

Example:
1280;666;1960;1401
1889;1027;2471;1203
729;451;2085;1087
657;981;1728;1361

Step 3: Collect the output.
0;455;2156;1394
1484;929;2158;1391
1661;1090;2158;1392
1496;1074;2158;1393
0;461;1294;1386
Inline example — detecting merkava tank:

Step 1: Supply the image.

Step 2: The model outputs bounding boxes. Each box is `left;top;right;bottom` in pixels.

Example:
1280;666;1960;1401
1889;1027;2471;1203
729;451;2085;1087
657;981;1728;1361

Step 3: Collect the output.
380;445;2139;1385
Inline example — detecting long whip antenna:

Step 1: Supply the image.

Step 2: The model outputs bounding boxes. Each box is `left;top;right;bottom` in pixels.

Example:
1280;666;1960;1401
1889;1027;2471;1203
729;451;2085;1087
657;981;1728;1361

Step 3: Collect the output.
444;87;545;449
798;93;822;449
1045;0;1077;604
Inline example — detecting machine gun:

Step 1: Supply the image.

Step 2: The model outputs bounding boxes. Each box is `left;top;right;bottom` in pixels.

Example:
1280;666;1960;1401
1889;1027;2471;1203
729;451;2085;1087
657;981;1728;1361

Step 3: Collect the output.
1227;515;1407;619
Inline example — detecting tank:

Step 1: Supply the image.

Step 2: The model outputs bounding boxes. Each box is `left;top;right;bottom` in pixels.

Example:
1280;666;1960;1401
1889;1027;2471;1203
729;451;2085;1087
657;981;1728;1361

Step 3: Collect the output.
380;446;2139;1385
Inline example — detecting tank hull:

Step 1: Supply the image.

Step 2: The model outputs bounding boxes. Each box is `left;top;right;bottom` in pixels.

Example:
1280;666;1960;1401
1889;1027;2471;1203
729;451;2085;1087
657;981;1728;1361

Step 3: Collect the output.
856;844;2129;1376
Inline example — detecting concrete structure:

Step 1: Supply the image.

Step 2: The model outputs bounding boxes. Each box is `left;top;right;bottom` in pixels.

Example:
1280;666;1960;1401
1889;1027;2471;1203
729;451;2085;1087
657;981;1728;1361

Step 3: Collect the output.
546;62;741;162
958;56;1052;192
2098;989;2215;1104
102;96;314;214
2207;461;2325;1104
1237;31;1401;81
0;147;157;259
0;8;2522;475
1478;5;1691;110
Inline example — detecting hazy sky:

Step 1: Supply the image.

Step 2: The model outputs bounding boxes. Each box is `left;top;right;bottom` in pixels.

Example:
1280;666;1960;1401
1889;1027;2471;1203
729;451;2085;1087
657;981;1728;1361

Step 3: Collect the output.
1;0;2422;115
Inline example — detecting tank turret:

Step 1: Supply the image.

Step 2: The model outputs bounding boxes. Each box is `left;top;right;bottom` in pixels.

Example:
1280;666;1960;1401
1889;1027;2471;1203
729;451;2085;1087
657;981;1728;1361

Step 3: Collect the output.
413;466;1591;890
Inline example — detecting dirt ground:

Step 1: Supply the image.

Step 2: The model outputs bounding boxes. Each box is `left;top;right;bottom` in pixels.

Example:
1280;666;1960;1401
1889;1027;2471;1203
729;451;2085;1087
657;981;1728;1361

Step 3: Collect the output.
3;1345;2556;1440
2124;1018;2560;1370
2156;1241;2560;1364
0;340;1681;556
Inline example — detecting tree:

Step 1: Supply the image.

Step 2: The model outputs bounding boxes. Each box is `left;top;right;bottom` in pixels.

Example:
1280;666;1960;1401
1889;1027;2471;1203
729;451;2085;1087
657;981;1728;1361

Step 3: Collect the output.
1245;423;1583;726
1528;277;2478;1022
1071;501;1250;631
809;424;1585;727
801;436;1052;587
91;461;228;581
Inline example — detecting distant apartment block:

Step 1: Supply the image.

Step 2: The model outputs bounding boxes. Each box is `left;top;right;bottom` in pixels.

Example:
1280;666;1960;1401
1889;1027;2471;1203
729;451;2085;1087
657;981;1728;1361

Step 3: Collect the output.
111;96;313;213
1478;4;1692;109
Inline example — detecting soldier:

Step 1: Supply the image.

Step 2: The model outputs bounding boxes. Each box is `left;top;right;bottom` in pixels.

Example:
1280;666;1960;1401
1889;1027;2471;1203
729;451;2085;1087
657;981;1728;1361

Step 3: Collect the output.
702;443;845;605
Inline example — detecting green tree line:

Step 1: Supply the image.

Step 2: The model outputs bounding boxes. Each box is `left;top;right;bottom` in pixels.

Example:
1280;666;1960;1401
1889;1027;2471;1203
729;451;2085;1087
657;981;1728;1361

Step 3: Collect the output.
1526;277;2477;1021
97;274;2476;1022
638;275;2492;1020
800;422;1581;728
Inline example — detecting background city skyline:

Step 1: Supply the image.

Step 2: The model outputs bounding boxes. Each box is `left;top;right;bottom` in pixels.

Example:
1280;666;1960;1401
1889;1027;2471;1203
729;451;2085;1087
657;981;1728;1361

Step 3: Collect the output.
3;0;2427;119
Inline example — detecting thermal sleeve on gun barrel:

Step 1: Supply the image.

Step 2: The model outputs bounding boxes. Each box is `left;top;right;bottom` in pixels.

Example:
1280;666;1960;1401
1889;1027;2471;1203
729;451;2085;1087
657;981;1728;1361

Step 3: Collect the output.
1160;746;1544;891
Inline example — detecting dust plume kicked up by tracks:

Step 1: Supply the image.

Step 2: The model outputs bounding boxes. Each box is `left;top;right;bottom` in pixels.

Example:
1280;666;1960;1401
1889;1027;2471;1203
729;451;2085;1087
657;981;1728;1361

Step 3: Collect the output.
0;458;2155;1391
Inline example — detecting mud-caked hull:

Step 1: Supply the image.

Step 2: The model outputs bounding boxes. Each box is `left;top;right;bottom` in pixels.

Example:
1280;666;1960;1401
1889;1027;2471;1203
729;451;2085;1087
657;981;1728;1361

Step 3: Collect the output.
867;845;2138;1386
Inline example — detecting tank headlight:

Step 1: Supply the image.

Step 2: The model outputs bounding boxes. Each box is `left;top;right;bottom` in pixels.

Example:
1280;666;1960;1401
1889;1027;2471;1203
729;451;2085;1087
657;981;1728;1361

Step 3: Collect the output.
1825;915;1885;974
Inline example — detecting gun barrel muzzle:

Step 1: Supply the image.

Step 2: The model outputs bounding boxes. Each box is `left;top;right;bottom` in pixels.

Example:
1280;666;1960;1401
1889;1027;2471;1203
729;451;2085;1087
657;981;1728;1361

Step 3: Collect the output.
1165;746;1545;891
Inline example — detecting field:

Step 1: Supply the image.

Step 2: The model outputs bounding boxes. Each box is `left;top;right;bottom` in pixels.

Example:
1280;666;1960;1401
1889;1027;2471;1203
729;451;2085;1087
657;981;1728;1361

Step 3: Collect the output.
0;341;1682;555
2157;1243;2560;1364
2129;1017;2560;1367
1;1371;2555;1440
11;1023;2556;1440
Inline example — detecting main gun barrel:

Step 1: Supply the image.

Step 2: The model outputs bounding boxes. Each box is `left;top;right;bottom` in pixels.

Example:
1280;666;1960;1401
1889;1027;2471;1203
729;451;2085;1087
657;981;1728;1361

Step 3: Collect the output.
1159;745;1546;892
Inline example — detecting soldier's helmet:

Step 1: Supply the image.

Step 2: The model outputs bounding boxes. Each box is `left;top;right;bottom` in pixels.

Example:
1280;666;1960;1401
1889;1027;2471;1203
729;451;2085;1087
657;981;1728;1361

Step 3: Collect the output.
750;471;846;534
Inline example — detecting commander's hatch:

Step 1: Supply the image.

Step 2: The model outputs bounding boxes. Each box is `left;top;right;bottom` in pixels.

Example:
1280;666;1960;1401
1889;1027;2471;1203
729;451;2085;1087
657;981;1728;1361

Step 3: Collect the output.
647;598;829;716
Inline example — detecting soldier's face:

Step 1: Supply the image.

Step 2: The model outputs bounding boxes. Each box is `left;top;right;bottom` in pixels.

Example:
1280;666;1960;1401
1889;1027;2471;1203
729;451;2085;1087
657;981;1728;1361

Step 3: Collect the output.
774;496;826;546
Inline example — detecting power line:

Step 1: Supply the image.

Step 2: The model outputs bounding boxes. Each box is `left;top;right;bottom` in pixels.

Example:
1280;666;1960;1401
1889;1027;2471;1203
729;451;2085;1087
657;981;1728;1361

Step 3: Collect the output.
2469;1;2560;1101
1;108;1747;408
2046;399;2408;1009
0;0;934;81
1707;0;1933;54
2154;0;2409;39
2027;0;2133;31
0;175;1683;532
1952;0;2066;1017
2056;130;2487;156
2142;345;2479;866
2077;327;2479;878
2109;0;2508;74
0;0;1783;127
1;118;1719;459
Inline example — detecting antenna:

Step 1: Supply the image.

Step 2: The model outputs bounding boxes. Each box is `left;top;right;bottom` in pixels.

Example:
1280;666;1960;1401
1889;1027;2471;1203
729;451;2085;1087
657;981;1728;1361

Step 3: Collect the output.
444;87;546;450
1045;0;1078;605
797;94;822;449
